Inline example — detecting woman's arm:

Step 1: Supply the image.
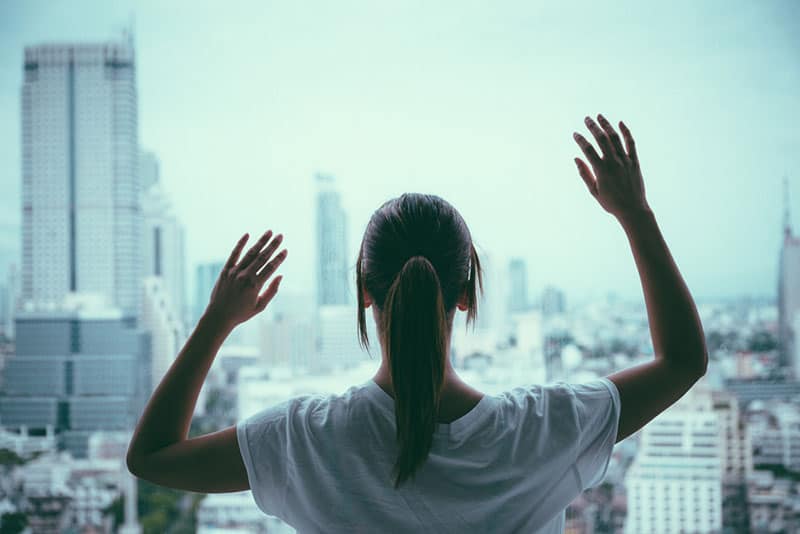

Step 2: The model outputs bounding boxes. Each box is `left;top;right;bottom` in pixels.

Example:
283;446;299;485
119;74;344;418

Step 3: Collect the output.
573;115;708;443
126;229;287;492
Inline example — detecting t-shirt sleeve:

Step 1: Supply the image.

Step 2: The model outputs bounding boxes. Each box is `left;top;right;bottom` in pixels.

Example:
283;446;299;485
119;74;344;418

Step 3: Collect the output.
569;377;621;490
236;399;293;517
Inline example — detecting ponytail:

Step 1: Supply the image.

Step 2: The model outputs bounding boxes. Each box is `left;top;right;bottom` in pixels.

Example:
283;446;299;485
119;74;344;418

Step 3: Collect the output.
382;255;447;488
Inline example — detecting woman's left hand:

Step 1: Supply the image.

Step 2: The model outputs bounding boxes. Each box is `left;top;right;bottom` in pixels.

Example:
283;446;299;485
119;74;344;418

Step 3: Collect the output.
204;230;287;330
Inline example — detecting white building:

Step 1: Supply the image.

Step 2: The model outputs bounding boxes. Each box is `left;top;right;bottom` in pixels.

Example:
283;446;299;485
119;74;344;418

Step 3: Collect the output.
197;492;294;533
141;275;185;392
21;41;141;318
624;385;723;534
140;150;188;329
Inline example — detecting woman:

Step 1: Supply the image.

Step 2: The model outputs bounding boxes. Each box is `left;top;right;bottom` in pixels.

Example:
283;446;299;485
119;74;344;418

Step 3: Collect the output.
127;115;708;533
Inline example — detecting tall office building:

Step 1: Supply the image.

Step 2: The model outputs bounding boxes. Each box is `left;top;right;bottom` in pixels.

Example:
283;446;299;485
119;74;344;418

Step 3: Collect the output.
508;258;529;313
624;385;723;534
778;177;800;377
140;150;188;329
315;173;349;306
20;41;141;318
0;297;150;458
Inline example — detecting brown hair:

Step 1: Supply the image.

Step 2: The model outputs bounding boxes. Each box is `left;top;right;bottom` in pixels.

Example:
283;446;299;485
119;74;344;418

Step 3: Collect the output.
356;193;483;488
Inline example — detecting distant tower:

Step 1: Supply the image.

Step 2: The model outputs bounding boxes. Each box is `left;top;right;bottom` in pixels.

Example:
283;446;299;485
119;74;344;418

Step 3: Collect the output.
20;41;141;317
541;285;566;317
778;175;800;377
508;258;529;313
140;150;188;328
315;173;349;306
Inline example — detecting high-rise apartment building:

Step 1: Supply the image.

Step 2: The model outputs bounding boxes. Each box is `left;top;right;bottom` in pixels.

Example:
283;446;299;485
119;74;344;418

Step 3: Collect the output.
624;385;723;534
778;177;800;377
20;42;141;317
315;173;349;307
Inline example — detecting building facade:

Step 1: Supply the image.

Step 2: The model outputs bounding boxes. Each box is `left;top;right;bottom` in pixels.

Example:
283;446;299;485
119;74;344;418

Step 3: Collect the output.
140;150;188;329
315;173;349;307
624;387;723;533
0;304;150;458
21;42;141;318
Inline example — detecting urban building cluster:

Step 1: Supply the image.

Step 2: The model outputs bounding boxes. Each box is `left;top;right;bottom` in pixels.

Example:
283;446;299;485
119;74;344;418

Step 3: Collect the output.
0;36;798;534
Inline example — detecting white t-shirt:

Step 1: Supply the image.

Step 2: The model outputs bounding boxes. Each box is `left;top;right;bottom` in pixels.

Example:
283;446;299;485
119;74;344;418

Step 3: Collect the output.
236;377;621;533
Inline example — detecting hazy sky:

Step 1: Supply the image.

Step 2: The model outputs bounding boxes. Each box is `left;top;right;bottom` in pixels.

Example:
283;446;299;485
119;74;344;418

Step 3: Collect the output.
1;0;798;307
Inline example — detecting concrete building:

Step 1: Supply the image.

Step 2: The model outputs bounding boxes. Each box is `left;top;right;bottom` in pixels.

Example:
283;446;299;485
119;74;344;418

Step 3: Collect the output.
624;386;723;534
140;276;185;391
747;469;800;533
747;400;800;472
712;390;753;533
315;173;349;307
140;150;188;329
0;298;150;458
20;41;141;318
197;491;294;533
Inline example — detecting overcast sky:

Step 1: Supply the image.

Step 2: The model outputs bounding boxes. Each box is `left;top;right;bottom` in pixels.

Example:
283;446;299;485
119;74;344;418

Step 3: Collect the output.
1;0;798;308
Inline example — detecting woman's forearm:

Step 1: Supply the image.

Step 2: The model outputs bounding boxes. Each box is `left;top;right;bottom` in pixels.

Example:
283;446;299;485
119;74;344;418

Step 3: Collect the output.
618;208;708;374
127;309;234;464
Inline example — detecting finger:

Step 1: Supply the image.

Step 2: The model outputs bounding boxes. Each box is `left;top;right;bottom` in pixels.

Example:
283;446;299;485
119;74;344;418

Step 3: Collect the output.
255;275;283;312
573;132;601;167
256;247;288;281
597;114;625;160
574;158;598;196
619;121;638;163
584;116;614;158
248;234;284;277
237;230;273;272
224;233;249;270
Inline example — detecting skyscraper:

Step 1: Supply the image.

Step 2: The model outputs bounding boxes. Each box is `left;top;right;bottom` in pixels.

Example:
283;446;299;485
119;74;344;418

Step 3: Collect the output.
315;173;349;306
508;258;529;313
778;177;800;377
140;150;188;328
21;41;141;318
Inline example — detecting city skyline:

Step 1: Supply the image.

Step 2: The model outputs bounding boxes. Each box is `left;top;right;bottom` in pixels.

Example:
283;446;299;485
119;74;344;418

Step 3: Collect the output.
0;1;798;306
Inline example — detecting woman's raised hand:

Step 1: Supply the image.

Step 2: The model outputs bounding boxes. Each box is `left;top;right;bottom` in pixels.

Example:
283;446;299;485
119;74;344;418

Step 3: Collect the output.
204;230;287;329
573;115;651;220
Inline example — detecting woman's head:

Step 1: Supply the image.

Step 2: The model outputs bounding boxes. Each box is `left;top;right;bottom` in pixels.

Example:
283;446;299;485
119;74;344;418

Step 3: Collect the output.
356;193;483;488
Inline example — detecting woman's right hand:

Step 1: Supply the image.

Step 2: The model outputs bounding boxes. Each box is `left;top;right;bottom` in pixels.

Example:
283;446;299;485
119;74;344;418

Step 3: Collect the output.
572;115;651;220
